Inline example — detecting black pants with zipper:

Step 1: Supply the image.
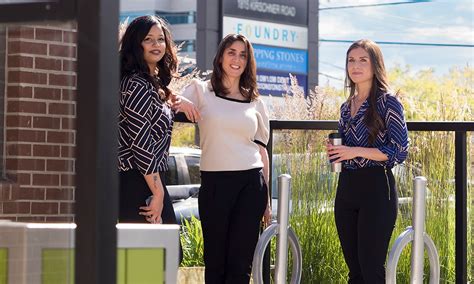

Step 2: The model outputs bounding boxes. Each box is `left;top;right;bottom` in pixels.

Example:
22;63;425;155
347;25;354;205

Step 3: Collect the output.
119;170;177;224
199;168;268;284
119;169;183;263
335;166;398;284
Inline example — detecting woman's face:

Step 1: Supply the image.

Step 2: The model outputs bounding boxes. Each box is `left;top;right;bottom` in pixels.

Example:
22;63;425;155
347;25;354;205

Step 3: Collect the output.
220;40;248;80
141;24;166;72
347;47;374;85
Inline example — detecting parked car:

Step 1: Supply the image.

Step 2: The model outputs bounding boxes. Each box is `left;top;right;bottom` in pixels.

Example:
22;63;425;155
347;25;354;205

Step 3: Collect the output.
166;146;201;201
165;147;201;224
144;147;200;224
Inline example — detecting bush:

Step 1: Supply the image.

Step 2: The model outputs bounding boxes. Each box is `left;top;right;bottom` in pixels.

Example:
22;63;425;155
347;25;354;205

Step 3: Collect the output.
179;66;473;283
181;216;204;267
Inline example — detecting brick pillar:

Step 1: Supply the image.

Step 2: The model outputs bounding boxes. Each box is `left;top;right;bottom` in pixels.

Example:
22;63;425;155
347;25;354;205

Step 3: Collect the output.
0;23;77;222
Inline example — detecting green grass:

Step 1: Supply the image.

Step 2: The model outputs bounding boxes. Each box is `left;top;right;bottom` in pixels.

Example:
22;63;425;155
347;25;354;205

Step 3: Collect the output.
179;129;472;283
178;66;473;283
273;129;471;283
172;123;197;147
181;216;204;267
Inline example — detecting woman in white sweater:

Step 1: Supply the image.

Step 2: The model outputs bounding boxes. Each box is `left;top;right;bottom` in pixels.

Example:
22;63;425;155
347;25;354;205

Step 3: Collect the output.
178;33;271;283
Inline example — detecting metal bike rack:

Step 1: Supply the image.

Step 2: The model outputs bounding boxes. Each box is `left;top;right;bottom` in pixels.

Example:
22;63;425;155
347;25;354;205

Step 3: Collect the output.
252;174;303;284
386;176;440;284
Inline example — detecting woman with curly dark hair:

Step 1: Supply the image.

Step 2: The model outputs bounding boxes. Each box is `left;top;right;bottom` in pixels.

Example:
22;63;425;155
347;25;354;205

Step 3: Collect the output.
118;15;178;225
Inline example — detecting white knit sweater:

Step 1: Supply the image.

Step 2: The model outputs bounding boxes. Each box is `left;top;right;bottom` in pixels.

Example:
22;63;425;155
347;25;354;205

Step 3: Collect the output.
181;79;270;171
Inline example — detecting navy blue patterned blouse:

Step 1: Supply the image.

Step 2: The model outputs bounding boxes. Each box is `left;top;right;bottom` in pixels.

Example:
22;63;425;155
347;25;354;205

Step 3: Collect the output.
118;73;174;175
338;92;409;170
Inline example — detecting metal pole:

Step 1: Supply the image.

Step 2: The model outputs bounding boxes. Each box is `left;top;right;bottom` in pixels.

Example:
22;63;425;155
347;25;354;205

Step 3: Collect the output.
76;0;119;283
264;126;274;284
274;174;291;283
252;173;302;284
410;176;427;283
387;176;440;284
454;131;467;284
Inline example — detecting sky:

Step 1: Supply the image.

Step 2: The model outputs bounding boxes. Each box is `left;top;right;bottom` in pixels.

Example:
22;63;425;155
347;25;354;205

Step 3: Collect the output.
318;0;474;88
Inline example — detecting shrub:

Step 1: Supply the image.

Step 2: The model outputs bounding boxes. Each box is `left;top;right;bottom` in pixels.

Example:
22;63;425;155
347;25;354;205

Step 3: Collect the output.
178;66;473;283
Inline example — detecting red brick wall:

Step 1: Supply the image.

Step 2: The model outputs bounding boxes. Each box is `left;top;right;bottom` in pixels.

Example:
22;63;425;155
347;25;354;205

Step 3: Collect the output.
0;23;77;222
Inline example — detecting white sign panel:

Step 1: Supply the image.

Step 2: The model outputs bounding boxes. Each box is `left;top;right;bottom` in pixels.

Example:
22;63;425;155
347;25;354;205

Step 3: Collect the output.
222;16;308;50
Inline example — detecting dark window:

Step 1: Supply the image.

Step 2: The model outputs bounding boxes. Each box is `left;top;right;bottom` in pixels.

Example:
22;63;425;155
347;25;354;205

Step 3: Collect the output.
184;155;200;184
119;11;154;24
166;156;178;185
175;40;195;53
156;11;196;25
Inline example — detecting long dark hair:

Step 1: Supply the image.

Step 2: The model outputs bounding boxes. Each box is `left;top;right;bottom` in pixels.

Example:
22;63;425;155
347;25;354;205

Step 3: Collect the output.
345;39;391;145
120;15;177;100
211;34;259;101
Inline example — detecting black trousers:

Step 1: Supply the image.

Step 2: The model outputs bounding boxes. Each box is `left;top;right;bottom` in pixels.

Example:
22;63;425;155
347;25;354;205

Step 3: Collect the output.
335;166;398;284
119;170;177;224
119;169;183;263
199;168;268;284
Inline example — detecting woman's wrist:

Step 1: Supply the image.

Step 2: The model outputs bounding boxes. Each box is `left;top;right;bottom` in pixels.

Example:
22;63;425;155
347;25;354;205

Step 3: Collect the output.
353;147;362;158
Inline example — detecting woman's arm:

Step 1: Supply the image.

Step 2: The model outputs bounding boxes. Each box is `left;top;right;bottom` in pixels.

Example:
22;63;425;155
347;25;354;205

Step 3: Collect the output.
259;145;272;226
327;95;408;165
259;145;269;184
139;173;165;224
327;145;388;163
122;78;166;222
377;95;409;166
254;99;271;225
172;95;201;122
171;79;202;122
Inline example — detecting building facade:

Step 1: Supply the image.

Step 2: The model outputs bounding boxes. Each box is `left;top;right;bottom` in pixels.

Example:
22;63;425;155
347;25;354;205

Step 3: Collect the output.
120;0;197;59
0;23;77;222
120;0;319;97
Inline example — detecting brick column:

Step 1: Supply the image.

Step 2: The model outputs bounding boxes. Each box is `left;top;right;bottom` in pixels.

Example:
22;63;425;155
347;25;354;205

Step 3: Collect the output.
0;23;77;222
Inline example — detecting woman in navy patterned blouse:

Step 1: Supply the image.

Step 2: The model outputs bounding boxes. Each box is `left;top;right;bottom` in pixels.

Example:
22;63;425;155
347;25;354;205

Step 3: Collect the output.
118;15;179;226
327;39;409;283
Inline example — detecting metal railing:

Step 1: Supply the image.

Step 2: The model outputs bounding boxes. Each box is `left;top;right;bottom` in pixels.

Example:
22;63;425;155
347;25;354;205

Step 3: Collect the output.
267;120;473;284
386;176;440;284
252;174;303;284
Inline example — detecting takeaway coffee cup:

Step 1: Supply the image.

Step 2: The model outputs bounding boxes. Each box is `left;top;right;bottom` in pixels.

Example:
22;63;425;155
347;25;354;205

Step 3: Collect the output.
328;133;342;173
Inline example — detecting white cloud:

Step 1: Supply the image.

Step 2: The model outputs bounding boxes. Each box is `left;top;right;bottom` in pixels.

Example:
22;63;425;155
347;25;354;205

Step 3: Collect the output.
318;0;474;89
320;0;392;17
407;26;474;43
384;53;407;70
454;16;467;25
454;0;474;13
319;15;359;38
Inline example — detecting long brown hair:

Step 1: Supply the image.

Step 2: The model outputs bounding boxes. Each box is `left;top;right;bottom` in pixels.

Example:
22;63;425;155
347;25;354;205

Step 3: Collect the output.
211;34;259;101
345;39;391;145
120;15;178;100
